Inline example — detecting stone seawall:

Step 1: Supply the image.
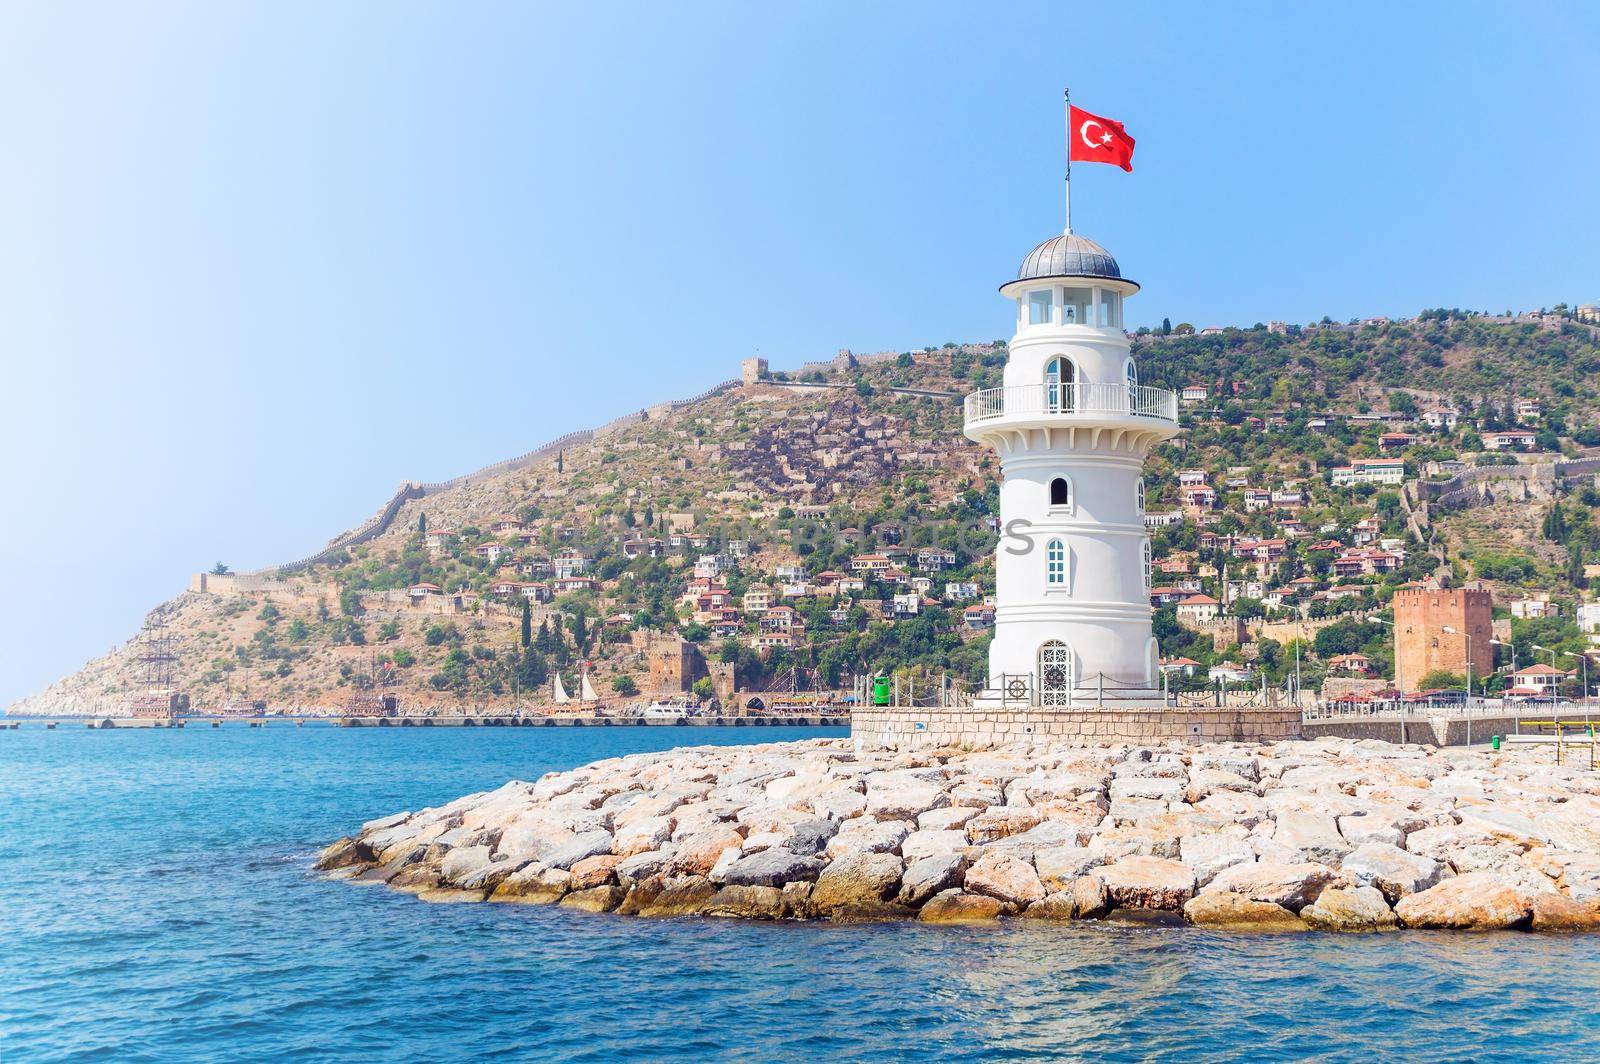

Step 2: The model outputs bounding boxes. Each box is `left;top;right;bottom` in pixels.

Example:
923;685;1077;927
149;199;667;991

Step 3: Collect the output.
851;705;1302;751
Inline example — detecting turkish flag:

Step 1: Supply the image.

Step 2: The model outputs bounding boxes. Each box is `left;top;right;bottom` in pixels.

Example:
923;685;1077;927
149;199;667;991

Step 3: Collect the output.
1069;105;1135;172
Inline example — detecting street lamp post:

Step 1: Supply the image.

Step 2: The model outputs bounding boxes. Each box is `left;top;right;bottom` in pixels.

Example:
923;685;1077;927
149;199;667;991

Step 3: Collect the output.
1556;649;1591;714
1532;644;1561;717
1443;624;1473;747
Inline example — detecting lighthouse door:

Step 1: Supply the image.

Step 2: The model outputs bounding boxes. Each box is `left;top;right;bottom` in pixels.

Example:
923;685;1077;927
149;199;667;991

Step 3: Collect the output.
1038;641;1073;707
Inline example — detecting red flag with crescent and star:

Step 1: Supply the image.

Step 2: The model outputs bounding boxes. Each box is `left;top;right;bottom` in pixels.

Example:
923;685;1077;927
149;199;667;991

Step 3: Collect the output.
1069;105;1135;172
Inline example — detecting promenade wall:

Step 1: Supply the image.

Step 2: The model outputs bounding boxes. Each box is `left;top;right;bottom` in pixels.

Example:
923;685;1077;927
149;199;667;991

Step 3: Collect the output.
851;704;1302;751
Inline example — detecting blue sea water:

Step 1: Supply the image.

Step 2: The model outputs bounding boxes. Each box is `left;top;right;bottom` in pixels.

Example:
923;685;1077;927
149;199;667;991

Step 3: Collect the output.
4;725;1600;1062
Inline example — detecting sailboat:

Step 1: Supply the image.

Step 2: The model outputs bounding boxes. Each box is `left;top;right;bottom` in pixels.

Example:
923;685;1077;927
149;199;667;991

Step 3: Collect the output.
580;670;600;703
553;673;571;704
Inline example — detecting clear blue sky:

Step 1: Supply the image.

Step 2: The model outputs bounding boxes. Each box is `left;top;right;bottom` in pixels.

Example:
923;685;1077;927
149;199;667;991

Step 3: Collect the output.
2;2;1597;707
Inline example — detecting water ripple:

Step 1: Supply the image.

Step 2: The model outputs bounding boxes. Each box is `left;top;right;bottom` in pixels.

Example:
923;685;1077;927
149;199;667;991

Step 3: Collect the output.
6;726;1600;1061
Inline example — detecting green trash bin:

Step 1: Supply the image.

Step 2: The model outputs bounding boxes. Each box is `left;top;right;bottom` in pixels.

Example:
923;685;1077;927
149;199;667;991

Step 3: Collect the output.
1492;735;1501;751
872;675;891;707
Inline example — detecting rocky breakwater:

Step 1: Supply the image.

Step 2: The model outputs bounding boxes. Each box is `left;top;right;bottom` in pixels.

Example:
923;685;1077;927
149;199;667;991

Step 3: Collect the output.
317;737;1600;932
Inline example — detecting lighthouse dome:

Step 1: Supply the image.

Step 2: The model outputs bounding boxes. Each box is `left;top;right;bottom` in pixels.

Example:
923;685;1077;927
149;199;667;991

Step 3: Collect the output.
1015;233;1123;283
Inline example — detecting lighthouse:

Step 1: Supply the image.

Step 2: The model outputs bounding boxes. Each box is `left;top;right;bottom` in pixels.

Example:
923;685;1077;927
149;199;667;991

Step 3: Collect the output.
964;232;1181;704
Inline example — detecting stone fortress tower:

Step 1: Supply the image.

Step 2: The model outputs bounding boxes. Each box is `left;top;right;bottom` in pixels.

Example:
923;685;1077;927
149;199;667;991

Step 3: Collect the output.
1392;586;1493;693
964;231;1180;704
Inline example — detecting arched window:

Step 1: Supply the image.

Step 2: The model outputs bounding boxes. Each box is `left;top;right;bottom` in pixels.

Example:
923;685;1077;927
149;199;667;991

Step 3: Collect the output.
1046;538;1066;588
1136;478;1146;513
1039;640;1073;706
1045;356;1076;412
1125;358;1138;389
1142;539;1153;590
1050;476;1072;510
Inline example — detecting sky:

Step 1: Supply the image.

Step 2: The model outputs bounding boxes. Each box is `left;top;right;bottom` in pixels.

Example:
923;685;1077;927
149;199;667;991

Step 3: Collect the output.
1;1;1597;707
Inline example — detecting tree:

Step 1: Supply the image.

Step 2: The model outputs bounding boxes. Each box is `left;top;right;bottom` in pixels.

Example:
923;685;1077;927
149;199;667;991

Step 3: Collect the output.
1418;669;1467;690
692;677;716;700
611;675;639;696
520;599;532;648
211;561;231;575
418;512;427;536
1161;317;1172;336
340;587;364;618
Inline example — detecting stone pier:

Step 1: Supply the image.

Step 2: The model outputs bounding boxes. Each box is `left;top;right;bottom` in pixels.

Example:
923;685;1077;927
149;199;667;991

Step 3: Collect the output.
850;704;1302;751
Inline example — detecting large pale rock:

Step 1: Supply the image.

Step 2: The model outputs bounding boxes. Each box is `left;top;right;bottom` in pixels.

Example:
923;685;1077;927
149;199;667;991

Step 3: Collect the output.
560;885;624;912
811;852;904;915
810;788;868;821
1204;862;1336;911
898;829;968;864
917;806;983;832
1034;845;1103;891
1180;833;1256;887
897;853;966;907
963;851;1046;909
827;819;912;860
1394;872;1532;930
1094;855;1196;911
1300;886;1398;931
316;836;375;871
1021;875;1108;921
865;773;947;821
613;815;673;858
1336;815;1404;849
705;885;785;920
721;849;824;888
569;854;623;890
1272;811;1352;866
1341;843;1443;902
541;830;614;871
1183;892;1307;931
440;845;495;884
634;875;719;918
919;889;1006;924
1455;806;1547;848
1109;777;1185;803
1529;893;1600;932
489;864;572;904
965;810;1044;845
668;827;745;877
783;819;839;856
616;848;674;886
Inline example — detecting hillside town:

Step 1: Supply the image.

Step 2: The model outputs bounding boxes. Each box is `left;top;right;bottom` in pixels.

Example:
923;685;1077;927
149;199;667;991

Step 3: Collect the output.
12;308;1600;720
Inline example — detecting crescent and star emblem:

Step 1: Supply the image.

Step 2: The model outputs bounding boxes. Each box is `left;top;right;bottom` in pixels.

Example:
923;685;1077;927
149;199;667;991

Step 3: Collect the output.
1079;119;1115;148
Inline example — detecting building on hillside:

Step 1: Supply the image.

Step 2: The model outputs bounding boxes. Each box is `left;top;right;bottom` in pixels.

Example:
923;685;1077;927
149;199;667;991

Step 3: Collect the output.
945;581;980;601
1379;432;1417;450
1393;586;1493;692
1515;398;1542;422
1423;409;1459;431
552;552;591;578
1181;384;1208;403
743;584;774;613
1483;429;1537;451
1330;458;1405;486
1509;597;1560;620
1176;594;1221;624
1579;601;1600;634
962;604;995;630
1159;656;1201;677
1506;664;1569;698
1326;653;1373;676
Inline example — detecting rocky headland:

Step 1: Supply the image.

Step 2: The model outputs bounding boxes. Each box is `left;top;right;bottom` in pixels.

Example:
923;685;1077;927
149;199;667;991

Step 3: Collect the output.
318;737;1600;932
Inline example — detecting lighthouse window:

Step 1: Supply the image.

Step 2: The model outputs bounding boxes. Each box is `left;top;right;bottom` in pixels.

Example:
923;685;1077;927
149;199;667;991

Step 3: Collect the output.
1046;539;1066;587
1049;477;1071;509
1125;358;1138;389
1062;287;1092;325
1028;290;1053;325
1136;478;1146;512
1142;539;1153;589
1101;291;1123;328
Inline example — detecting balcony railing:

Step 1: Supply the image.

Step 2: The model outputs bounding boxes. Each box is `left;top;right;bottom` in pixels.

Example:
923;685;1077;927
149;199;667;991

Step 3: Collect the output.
963;383;1180;427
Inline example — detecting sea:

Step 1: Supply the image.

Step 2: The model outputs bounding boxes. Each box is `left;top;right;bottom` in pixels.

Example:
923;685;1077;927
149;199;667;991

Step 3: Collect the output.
3;723;1600;1062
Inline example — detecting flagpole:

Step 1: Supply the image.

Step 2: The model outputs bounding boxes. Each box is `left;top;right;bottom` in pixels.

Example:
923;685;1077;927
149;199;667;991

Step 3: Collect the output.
1063;87;1072;234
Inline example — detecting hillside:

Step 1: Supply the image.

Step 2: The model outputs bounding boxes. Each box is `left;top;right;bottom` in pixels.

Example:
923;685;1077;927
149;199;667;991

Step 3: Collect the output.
13;309;1600;717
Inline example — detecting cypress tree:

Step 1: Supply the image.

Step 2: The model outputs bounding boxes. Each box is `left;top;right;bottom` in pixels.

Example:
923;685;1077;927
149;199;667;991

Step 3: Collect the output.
520;599;532;648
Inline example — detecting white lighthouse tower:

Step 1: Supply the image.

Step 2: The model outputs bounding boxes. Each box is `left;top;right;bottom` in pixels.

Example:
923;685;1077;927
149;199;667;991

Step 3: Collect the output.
964;230;1180;704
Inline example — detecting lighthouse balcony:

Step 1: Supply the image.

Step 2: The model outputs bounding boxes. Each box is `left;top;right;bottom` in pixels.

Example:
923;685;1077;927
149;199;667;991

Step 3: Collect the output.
963;383;1179;433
